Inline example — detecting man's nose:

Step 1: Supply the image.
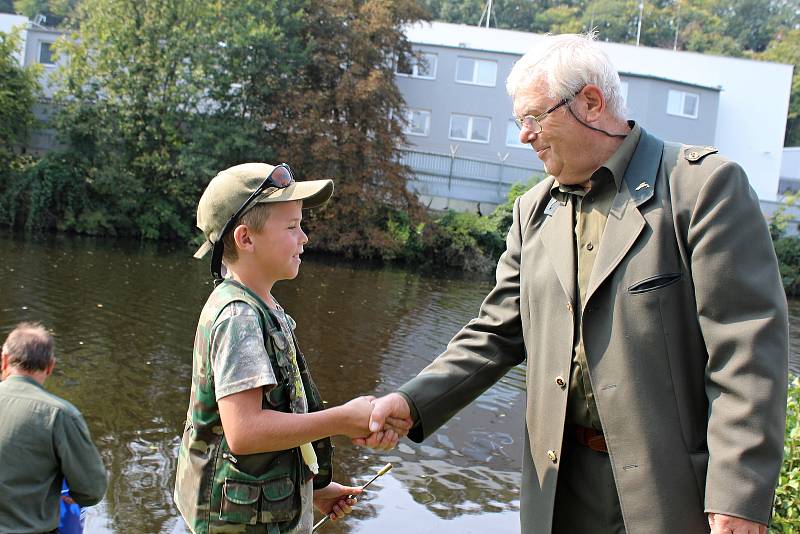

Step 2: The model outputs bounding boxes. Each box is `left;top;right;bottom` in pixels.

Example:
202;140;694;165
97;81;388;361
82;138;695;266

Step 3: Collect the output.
519;126;537;144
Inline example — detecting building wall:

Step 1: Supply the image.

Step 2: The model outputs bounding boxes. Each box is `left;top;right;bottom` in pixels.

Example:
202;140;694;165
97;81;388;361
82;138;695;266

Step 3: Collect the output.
782;148;800;181
398;42;723;187
23;26;65;98
396;45;531;169
623;75;719;146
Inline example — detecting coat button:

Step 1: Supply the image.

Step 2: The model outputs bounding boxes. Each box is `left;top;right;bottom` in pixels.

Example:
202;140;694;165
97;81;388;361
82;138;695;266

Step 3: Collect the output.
586;242;594;251
555;376;566;388
547;450;557;462
566;301;573;313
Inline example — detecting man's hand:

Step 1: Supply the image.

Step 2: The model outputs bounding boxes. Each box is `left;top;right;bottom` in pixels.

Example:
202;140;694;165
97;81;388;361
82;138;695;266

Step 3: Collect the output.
708;513;767;534
351;393;413;450
313;482;362;521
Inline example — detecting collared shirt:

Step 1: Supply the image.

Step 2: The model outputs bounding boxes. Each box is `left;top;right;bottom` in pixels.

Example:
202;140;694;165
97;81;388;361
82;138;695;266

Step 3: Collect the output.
550;121;641;430
0;374;107;533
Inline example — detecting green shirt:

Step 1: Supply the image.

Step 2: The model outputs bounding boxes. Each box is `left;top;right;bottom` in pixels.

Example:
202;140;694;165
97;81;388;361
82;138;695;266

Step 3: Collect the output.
550;122;641;430
0;375;107;533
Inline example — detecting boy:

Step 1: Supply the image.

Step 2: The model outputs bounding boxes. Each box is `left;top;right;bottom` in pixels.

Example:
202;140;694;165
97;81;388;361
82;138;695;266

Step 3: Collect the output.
174;163;402;533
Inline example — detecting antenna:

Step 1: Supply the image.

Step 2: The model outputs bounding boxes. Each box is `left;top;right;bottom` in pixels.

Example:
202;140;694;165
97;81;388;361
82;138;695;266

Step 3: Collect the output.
635;1;644;46
478;0;494;28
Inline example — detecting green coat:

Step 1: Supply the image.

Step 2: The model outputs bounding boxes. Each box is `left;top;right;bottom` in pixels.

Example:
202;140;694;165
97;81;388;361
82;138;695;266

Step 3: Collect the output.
399;129;788;534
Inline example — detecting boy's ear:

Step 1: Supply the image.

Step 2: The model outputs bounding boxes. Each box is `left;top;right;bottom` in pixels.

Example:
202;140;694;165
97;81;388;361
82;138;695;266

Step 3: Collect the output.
233;224;254;252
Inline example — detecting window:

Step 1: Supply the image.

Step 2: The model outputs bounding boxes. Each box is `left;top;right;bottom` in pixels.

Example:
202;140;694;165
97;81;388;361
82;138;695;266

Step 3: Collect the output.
449;114;491;143
402;109;431;136
455;57;497;87
395;52;437;80
666;89;699;119
38;41;55;65
620;81;629;104
506;120;528;148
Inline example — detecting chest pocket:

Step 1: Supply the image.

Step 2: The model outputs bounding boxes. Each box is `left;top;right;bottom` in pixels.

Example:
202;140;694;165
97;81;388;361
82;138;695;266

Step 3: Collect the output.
628;272;682;294
262;328;294;412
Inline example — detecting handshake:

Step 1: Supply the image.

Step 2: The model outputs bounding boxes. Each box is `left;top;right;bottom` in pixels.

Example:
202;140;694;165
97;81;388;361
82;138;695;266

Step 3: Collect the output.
335;393;415;450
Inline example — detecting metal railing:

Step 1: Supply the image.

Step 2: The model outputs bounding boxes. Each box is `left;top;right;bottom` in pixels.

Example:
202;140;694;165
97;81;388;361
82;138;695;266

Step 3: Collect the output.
400;149;543;205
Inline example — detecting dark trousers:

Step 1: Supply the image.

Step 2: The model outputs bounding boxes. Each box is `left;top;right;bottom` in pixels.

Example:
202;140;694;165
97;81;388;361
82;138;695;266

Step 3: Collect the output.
551;433;626;534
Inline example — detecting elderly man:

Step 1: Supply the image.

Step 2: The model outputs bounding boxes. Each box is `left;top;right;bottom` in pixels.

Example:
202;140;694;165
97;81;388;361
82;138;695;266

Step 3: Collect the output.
0;322;107;534
360;34;788;534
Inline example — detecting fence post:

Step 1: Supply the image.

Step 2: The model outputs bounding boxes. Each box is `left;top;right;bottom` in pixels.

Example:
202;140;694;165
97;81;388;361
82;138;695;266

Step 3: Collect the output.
447;144;459;209
497;152;509;202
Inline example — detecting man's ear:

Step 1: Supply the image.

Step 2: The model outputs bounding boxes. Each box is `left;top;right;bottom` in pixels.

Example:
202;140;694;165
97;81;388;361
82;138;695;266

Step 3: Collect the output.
233;224;254;252
581;84;606;122
45;357;56;377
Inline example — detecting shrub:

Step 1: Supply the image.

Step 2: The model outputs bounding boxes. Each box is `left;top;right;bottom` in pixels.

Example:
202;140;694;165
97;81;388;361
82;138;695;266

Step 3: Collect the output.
773;375;800;532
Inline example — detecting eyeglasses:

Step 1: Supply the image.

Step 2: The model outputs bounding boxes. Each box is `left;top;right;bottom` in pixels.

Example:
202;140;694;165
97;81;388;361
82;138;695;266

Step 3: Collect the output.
513;97;572;134
210;163;295;280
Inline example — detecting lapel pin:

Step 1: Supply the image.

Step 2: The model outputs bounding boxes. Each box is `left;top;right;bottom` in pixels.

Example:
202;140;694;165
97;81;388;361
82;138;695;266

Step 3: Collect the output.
635;182;650;191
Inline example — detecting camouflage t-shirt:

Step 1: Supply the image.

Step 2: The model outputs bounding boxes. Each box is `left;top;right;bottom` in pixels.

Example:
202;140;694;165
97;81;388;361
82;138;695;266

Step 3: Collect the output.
209;300;314;533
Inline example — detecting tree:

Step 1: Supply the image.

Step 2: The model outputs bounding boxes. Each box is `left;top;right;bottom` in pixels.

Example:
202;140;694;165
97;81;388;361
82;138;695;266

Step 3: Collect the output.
223;0;429;258
0;29;39;164
52;0;271;239
759;29;800;145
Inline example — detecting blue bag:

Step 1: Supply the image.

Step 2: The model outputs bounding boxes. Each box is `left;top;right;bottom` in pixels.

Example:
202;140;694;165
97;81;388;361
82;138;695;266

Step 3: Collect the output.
59;480;84;534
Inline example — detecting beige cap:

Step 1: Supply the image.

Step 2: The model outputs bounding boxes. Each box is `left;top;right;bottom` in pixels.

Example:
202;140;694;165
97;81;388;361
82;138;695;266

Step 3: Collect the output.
193;162;333;259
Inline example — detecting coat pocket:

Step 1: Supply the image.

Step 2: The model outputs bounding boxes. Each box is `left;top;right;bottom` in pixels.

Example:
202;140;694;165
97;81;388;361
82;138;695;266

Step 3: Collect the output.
220;478;260;525
628;272;682;294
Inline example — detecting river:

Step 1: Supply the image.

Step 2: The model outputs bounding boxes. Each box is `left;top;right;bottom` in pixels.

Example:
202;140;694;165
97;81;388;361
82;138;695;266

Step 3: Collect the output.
0;232;796;533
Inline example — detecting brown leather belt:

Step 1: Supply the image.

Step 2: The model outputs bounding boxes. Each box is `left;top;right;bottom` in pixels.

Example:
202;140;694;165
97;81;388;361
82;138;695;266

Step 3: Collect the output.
571;424;608;453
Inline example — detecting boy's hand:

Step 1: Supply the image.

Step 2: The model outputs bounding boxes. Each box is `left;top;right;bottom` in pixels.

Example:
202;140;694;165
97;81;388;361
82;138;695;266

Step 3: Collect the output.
338;396;375;438
313;482;362;521
352;393;414;450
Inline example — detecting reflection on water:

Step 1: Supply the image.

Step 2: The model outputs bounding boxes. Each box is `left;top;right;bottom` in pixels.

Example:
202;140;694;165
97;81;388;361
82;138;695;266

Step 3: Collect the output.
0;233;524;533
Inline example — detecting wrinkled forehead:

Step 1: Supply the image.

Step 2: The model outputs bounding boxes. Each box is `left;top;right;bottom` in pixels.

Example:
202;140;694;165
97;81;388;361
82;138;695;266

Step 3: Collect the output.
512;77;555;116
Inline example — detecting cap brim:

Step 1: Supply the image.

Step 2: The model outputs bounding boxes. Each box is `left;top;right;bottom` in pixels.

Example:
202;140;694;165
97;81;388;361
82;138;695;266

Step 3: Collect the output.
257;179;334;209
193;240;213;259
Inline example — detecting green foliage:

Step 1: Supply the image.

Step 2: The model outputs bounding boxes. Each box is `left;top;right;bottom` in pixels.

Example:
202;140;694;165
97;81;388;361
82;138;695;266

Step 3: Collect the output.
30;0;428;250
758;29;800;146
488;176;540;237
225;0;429;259
769;195;800;296
379;177;539;273
0;29;40;165
772;375;800;532
48;0;271;240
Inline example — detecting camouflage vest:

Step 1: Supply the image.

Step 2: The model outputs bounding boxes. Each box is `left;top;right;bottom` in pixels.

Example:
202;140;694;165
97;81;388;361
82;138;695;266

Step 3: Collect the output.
174;279;333;534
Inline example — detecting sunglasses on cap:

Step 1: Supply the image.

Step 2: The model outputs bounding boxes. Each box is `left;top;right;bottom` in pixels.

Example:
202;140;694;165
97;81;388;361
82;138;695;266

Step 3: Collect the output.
210;163;294;281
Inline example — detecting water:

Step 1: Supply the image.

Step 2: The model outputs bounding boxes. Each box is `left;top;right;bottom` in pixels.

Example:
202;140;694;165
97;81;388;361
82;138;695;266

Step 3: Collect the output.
0;233;524;533
0;232;796;533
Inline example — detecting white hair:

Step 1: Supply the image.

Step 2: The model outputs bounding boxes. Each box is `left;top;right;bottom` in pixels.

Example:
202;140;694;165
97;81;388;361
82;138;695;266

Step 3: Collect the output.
506;33;627;119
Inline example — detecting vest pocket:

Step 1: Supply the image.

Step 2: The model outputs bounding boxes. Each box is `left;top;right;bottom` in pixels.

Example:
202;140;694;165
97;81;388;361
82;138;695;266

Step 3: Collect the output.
220;479;260;524
260;475;297;523
214;450;301;527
